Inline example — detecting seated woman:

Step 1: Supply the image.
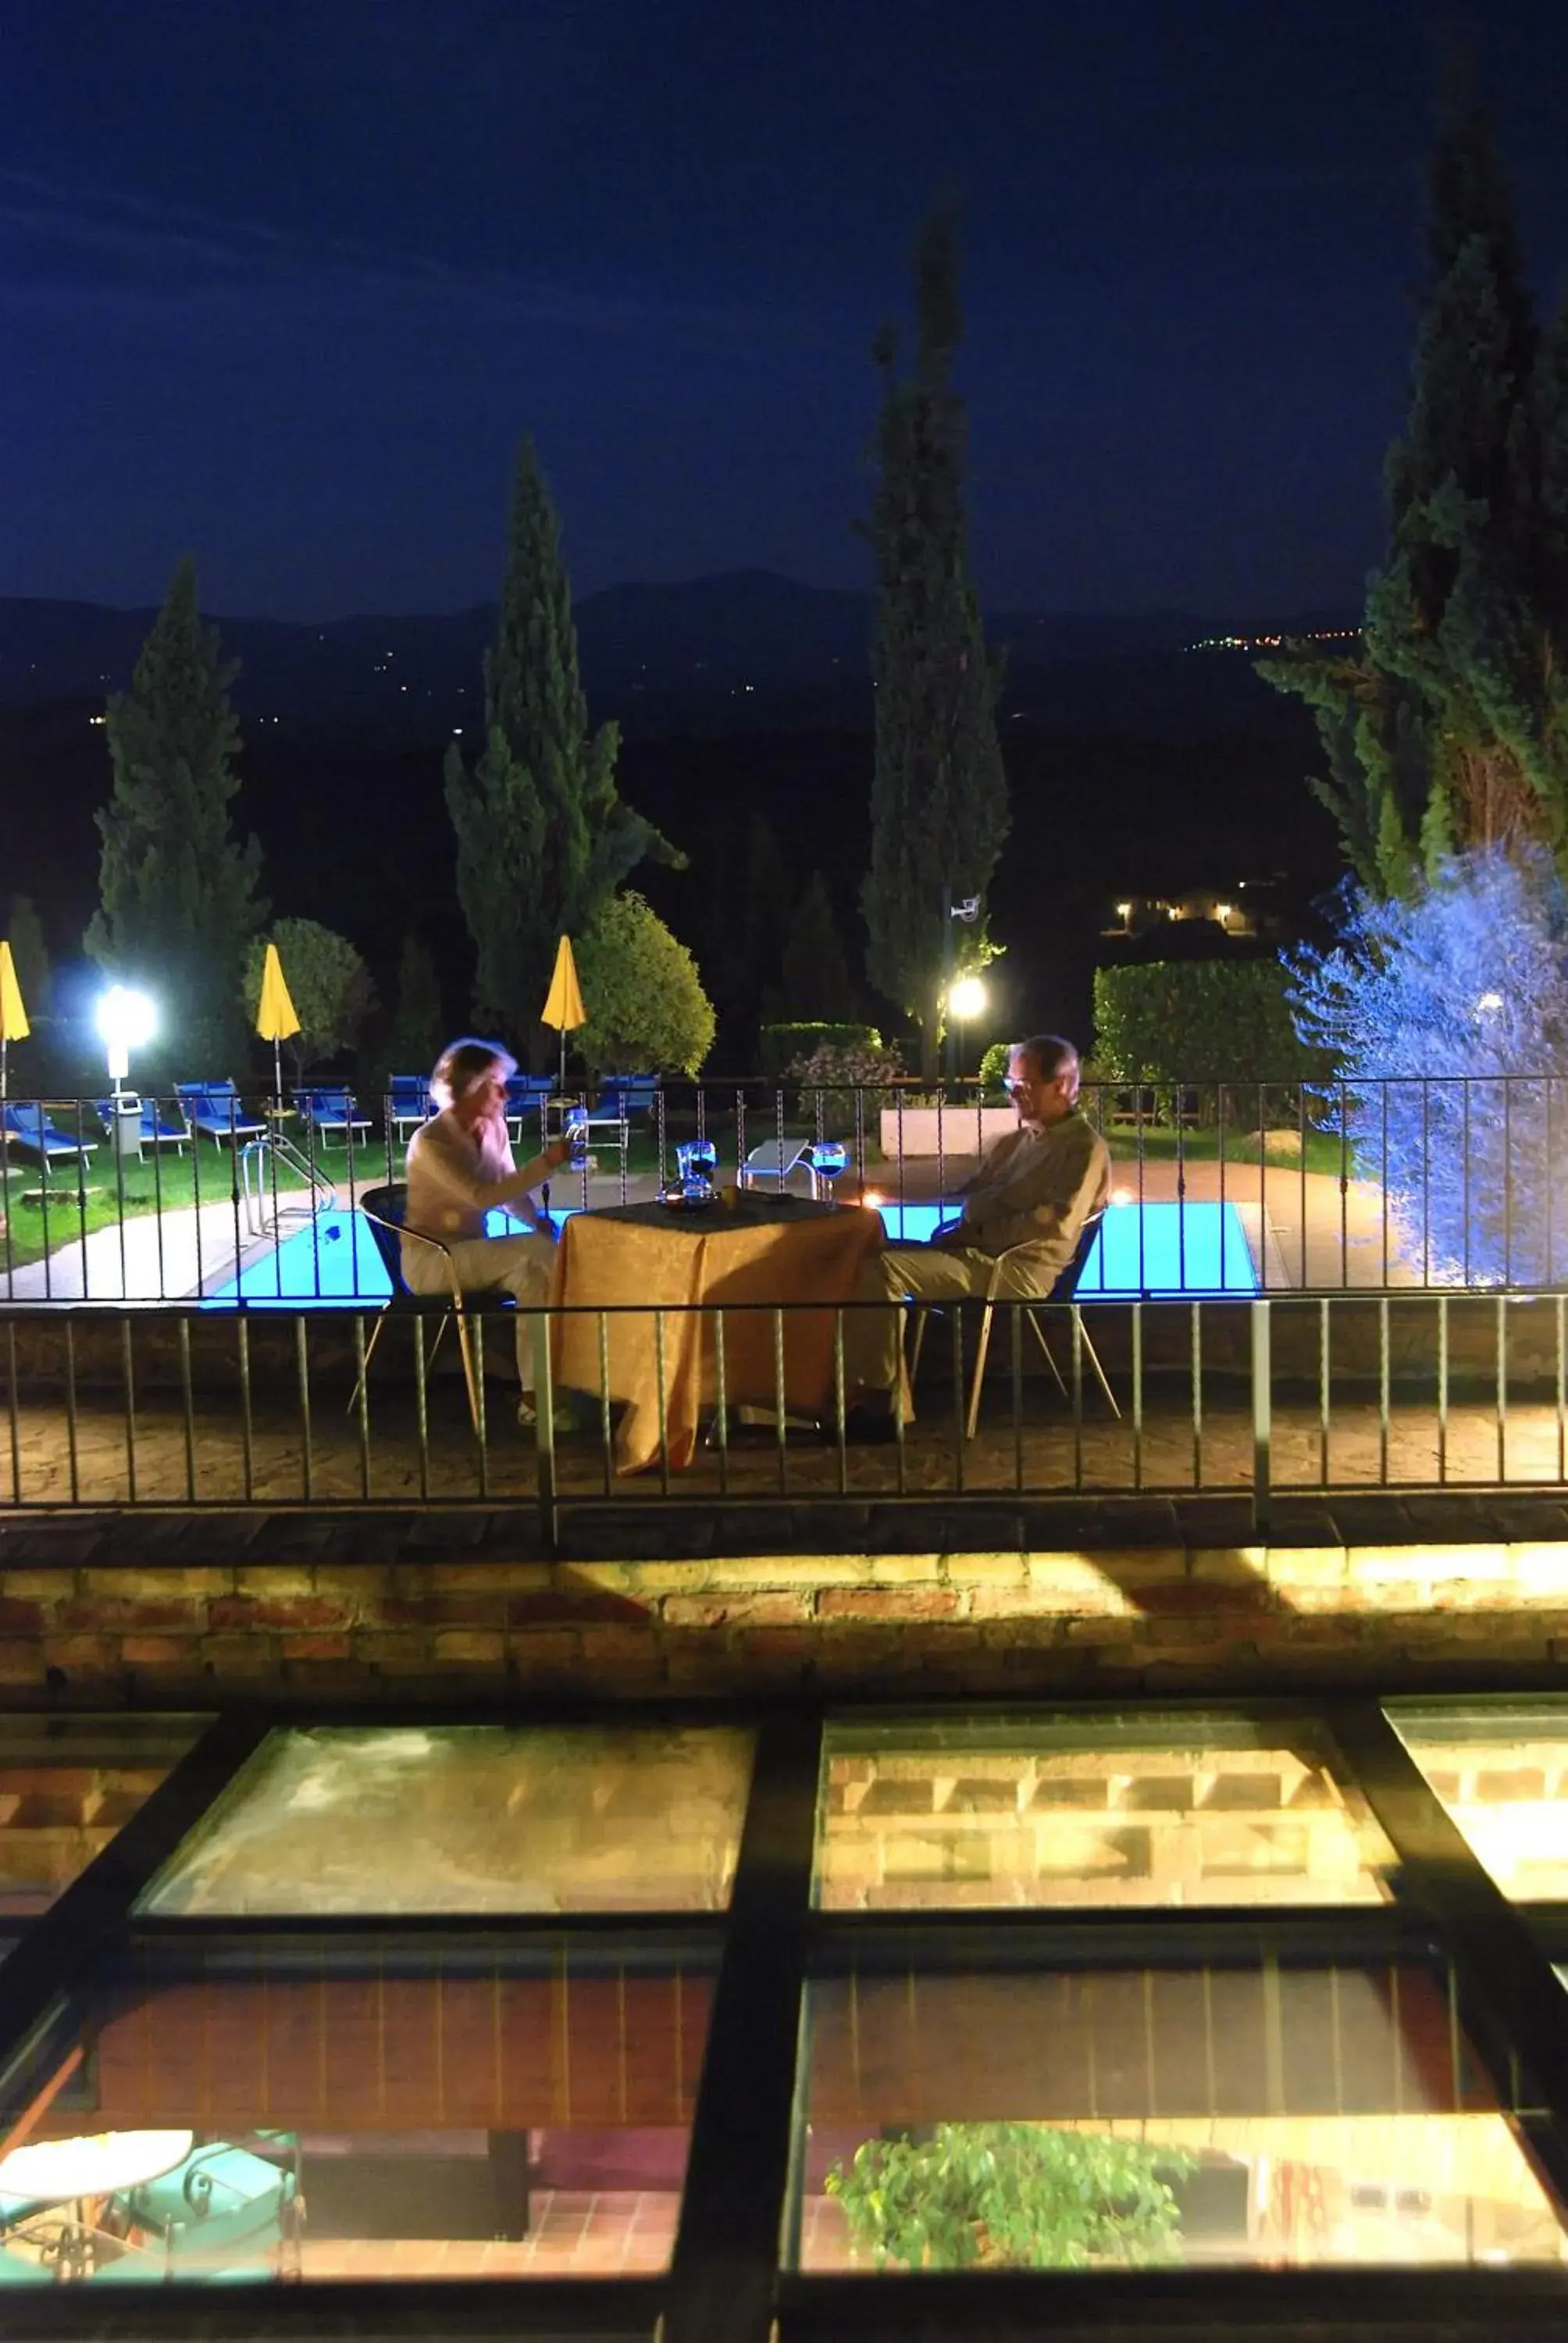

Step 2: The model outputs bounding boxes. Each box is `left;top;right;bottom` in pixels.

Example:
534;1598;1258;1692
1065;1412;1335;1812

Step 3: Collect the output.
403;1039;573;1421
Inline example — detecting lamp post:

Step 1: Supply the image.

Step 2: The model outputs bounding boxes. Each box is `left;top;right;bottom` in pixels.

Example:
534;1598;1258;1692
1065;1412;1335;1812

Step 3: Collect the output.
94;986;157;1097
941;887;982;1082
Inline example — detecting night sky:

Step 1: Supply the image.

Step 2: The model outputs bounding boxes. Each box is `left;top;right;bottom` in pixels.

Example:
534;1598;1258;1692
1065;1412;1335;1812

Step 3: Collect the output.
5;0;1567;623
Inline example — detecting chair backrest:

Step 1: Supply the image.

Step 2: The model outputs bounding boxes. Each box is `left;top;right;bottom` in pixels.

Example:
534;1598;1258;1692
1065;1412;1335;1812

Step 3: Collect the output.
597;1075;659;1115
388;1075;429;1104
298;1087;355;1117
178;1079;239;1104
357;1182;412;1296
1048;1209;1107;1304
504;1075;554;1107
744;1137;809;1176
2;1103;42;1136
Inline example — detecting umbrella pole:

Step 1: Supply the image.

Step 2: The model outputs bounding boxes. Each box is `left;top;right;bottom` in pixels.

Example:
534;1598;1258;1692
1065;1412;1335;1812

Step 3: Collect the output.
274;1036;283;1112
559;1029;567;1088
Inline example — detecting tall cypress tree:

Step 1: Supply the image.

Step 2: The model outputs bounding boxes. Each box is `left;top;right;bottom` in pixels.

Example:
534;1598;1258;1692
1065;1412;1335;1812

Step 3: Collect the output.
445;438;679;1049
861;201;1009;1074
87;558;265;1069
1260;77;1568;892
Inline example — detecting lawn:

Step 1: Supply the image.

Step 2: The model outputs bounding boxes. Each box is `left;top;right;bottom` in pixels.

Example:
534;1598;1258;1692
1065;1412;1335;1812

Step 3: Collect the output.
0;1134;394;1275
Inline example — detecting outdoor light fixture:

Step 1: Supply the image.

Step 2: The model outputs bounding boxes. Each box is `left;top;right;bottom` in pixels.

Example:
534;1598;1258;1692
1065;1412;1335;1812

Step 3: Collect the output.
1477;991;1504;1015
947;974;988;1022
1216;903;1232;925
1116;901;1132;924
94;985;156;1091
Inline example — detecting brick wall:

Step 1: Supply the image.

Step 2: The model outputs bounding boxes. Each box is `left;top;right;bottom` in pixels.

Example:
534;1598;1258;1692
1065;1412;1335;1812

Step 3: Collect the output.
1;1538;1566;1706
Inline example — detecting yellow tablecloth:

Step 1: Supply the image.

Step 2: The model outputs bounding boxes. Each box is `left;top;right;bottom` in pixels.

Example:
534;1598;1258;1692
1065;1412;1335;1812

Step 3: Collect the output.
549;1200;886;1473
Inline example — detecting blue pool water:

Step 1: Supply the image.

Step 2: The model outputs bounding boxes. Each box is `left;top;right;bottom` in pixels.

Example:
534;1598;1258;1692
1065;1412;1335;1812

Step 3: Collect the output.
207;1198;1258;1305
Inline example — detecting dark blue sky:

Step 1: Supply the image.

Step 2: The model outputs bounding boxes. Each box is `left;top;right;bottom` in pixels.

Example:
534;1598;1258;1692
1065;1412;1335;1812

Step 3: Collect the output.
5;0;1567;621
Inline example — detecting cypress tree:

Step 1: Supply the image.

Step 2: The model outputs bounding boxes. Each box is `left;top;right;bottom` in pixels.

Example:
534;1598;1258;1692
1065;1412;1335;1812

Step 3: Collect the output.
87;558;265;1069
780;871;856;1022
1261;77;1568;891
445;438;679;1050
861;201;1009;1074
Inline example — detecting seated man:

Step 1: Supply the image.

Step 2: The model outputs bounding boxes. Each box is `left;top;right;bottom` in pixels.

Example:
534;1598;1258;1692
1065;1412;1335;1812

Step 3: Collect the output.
847;1032;1110;1412
403;1038;574;1422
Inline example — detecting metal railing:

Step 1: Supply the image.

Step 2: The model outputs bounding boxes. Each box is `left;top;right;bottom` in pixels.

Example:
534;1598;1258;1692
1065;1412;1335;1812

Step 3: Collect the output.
5;1286;1568;1533
4;1073;1568;1305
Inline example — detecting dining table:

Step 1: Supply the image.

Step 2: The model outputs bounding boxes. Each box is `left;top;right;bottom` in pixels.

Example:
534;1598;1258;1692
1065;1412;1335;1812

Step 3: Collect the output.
547;1192;886;1472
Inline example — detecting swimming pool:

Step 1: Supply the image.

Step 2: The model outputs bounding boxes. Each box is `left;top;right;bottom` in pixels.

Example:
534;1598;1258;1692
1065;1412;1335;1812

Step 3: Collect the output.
205;1197;1258;1305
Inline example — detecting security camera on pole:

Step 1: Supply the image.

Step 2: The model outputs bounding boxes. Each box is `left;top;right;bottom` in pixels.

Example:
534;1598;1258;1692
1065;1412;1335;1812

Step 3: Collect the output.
942;888;982;1081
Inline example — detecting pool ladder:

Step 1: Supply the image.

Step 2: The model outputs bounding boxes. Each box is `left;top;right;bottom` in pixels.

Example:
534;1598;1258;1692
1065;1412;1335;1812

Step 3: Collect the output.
239;1133;339;1237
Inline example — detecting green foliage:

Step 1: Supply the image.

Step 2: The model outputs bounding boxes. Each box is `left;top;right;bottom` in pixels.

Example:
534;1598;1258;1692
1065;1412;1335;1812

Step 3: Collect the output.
445;439;682;1052
575;891;715;1075
243;919;376;1077
1093;960;1328;1123
87;558;265;1070
758;1022;884;1080
861;201;1010;1072
786;1034;904;1135
826;2124;1189;2271
378;932;444;1085
977;1038;1013;1093
1260;81;1568;892
779;871;857;1022
6;895;52;1019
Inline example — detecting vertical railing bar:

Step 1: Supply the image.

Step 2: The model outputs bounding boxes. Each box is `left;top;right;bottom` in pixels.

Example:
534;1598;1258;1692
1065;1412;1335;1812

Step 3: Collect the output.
1071;1304;1084;1489
177;1315;197;1503
773;1305;788;1494
1438;1295;1449;1486
832;1307;848;1500
120;1317;137;1505
1131;1302;1144;1492
352;1314;372;1500
236;1314;255;1502
1377;1295;1390;1489
1318;1296;1330;1489
4;1321;21;1502
1558;1294;1566;1488
598;1308;615;1497
1503;1079;1514;1289
294;1313;312;1503
1011;1301;1025;1495
412;1316;432;1502
1338;1079;1349;1292
1496;1293;1507;1486
950;1307;967;1493
1189;1300;1202;1489
654;1310;672;1500
1463;1079;1473;1289
1251;1300;1271;1534
64;1316;81;1504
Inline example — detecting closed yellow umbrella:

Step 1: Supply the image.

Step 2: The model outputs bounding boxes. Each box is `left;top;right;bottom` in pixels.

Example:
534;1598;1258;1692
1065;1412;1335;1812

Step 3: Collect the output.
255;941;301;1106
0;941;29;1103
540;934;587;1085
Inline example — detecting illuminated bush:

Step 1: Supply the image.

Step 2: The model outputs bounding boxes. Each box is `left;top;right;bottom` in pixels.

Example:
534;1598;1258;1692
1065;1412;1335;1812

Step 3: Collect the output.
1288;849;1568;1283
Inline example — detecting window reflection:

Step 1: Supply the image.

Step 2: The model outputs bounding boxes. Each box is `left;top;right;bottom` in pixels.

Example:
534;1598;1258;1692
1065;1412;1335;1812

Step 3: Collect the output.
0;1942;714;2284
1391;1702;1568;1902
818;1717;1395;1909
138;1724;755;1915
0;1717;201;1926
796;1960;1563;2270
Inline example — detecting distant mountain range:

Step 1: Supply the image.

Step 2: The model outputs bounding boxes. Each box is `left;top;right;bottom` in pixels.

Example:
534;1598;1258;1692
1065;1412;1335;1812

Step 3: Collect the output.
0;569;1354;741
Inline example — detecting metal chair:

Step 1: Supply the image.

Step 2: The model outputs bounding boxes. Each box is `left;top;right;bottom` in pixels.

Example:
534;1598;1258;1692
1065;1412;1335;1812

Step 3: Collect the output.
351;1182;492;1432
909;1209;1120;1439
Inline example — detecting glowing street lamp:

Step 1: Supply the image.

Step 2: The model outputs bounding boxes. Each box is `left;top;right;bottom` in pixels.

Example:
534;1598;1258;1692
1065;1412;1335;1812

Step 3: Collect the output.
94;986;156;1096
947;974;989;1024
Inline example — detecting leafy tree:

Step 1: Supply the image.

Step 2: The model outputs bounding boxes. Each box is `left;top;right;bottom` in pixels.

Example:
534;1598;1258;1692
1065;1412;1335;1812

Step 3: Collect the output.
779;871;856;1022
861;200;1010;1073
5;894;52;1018
827;2124;1189;2271
1260;76;1568;892
87;558;265;1069
1286;847;1568;1283
242;918;376;1079
574;891;715;1075
380;930;444;1079
1093;960;1331;1125
445;438;680;1053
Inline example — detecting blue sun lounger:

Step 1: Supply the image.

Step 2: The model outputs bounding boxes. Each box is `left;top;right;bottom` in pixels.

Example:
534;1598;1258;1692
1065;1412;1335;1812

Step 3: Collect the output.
95;1097;190;1152
387;1075;433;1142
175;1081;267;1147
0;1101;99;1165
294;1086;372;1143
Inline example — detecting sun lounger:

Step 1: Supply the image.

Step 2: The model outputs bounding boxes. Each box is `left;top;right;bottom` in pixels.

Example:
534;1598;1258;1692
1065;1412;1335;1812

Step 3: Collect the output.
387;1075;433;1143
95;1097;190;1152
0;1101;98;1165
294;1086;372;1143
175;1081;266;1147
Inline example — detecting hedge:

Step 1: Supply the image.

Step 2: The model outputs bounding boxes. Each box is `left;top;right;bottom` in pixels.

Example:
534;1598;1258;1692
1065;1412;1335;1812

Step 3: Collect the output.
1092;959;1329;1121
758;1022;882;1079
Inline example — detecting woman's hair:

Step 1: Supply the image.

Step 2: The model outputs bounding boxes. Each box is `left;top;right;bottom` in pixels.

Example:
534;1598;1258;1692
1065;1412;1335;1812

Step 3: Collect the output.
429;1037;517;1111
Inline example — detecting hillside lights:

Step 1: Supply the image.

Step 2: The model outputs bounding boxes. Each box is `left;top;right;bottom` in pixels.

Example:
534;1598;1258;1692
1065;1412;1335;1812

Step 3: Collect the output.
94;986;156;1089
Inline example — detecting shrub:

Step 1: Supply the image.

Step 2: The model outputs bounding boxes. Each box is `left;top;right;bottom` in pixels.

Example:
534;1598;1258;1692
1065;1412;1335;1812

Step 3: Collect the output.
575;891;716;1076
786;1036;904;1136
759;1021;882;1080
978;1039;1012;1093
1092;958;1328;1125
243;918;376;1078
1288;847;1568;1283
